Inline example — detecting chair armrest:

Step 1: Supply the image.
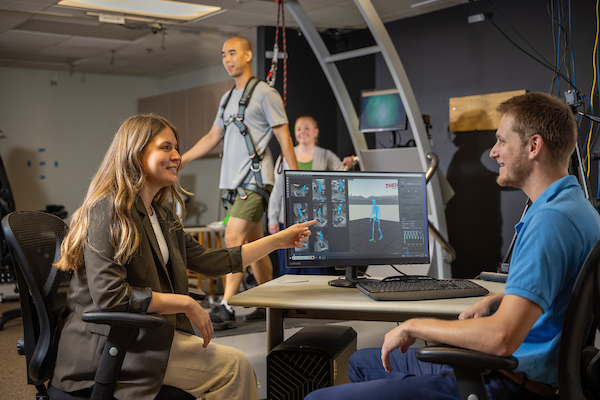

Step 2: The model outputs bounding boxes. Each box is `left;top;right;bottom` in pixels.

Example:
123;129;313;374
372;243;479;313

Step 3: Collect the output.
189;287;207;301
416;346;518;371
82;312;166;329
79;312;166;400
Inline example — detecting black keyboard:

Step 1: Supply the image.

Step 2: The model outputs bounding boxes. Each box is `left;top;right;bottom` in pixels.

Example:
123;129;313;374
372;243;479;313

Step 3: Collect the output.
356;275;489;301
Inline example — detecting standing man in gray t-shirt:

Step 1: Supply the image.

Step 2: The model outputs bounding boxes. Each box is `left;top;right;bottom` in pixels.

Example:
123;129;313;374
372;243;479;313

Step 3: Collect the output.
180;36;298;330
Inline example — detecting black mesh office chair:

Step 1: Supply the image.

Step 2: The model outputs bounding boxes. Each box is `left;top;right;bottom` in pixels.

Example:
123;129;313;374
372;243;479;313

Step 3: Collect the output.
416;238;600;400
1;211;195;400
0;152;20;330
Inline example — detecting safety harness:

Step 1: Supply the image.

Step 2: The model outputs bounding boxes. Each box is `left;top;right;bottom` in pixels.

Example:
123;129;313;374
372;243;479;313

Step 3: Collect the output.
220;77;271;210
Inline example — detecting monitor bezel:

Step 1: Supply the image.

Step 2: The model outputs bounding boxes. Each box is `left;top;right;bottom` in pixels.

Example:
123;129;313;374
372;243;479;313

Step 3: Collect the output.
283;170;430;269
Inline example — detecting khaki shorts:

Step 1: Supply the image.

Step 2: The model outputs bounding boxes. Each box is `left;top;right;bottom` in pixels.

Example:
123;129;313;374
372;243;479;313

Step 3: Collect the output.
226;185;272;223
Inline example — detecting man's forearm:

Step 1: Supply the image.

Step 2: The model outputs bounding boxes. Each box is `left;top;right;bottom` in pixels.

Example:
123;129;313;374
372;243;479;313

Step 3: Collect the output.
389;294;541;357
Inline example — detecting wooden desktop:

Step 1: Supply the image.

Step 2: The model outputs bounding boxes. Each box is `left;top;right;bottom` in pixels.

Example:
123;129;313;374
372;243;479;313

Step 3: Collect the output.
228;275;505;351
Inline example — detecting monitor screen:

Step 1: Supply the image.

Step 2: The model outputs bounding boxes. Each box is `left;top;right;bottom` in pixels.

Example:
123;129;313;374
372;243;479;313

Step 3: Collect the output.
358;89;407;133
284;170;429;277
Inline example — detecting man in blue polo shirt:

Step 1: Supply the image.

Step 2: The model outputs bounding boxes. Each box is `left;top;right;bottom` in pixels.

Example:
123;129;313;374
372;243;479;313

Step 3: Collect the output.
306;93;600;400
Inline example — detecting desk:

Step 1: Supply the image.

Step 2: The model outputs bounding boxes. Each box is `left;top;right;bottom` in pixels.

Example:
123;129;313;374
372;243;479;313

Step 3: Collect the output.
228;275;505;351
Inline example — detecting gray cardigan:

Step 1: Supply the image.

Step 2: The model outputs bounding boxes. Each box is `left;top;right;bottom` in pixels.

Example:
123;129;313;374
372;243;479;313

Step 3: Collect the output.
268;145;344;226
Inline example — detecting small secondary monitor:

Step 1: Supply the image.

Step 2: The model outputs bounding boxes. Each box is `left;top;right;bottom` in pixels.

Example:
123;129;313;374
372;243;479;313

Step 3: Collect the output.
358;88;407;133
284;170;429;286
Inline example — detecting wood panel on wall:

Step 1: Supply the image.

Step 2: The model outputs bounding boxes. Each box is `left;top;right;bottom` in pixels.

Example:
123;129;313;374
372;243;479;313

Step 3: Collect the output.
449;90;526;132
138;80;232;154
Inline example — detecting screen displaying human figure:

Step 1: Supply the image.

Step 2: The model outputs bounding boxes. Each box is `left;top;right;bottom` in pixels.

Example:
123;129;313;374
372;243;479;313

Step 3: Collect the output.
284;170;429;285
370;199;383;242
337;179;344;201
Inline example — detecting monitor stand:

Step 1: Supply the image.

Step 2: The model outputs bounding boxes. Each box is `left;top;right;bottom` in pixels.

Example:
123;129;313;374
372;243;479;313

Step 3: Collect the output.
328;266;379;288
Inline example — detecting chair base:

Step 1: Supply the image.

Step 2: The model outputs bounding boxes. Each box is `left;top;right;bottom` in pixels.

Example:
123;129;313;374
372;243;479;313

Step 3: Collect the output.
0;307;21;330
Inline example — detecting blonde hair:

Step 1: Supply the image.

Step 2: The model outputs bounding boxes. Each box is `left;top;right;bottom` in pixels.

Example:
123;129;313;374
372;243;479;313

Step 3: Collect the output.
294;115;319;145
296;115;318;129
55;114;188;271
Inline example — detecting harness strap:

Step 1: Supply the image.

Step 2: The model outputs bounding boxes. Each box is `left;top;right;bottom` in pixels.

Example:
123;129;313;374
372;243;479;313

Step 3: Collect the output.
222;184;271;211
218;77;269;207
219;77;260;140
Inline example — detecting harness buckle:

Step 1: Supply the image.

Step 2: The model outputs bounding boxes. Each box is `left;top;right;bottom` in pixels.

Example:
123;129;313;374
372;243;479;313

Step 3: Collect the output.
224;114;235;126
250;163;261;173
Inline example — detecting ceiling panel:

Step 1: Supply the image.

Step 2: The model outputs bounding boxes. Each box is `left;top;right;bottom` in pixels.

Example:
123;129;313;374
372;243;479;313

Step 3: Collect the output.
0;0;468;78
7;59;71;71
0;10;33;33
305;5;367;29
0;57;15;66
0;29;69;54
38;44;109;58
55;35;133;50
0;0;53;12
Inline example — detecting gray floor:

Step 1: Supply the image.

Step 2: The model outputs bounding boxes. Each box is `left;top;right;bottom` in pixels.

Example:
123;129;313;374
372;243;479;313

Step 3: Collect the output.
216;305;399;399
1;283;399;400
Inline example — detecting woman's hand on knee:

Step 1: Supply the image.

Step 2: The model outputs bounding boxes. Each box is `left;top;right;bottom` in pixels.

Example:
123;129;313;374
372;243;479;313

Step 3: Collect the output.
186;301;214;347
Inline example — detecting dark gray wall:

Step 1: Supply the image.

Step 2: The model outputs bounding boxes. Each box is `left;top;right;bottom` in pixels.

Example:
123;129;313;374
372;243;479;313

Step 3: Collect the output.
374;0;597;277
259;0;597;278
258;26;375;159
373;1;597;277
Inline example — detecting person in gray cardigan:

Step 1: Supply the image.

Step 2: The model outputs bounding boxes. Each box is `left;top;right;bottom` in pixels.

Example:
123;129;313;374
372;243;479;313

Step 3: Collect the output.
52;113;315;400
268;115;354;276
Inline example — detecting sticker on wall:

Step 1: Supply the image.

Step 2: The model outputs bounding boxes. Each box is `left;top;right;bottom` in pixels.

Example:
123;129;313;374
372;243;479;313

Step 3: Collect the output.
28;148;60;180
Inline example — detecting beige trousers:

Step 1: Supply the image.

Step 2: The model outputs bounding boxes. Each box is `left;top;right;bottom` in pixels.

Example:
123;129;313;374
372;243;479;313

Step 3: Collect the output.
162;331;259;400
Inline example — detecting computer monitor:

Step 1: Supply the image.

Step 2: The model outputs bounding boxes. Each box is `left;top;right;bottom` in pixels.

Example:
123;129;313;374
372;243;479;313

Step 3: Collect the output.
284;170;429;287
358;88;407;133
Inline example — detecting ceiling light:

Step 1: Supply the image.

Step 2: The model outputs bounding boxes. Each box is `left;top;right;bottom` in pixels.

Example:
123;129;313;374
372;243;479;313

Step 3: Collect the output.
411;0;441;8
57;0;221;22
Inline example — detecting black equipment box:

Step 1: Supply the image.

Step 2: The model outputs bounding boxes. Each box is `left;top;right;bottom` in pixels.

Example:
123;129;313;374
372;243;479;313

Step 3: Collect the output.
267;325;357;400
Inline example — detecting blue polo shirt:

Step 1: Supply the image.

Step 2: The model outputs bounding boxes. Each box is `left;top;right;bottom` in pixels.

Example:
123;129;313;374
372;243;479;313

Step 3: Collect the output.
505;175;600;386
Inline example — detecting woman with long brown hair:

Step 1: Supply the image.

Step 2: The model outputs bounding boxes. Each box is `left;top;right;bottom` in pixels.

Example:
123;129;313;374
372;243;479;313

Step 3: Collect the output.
52;113;314;399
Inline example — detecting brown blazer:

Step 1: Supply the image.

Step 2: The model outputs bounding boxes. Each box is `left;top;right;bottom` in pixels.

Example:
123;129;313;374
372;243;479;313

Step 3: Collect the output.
51;196;243;399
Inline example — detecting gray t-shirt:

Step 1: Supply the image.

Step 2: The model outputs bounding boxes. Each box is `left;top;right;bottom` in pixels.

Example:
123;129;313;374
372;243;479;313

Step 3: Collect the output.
214;80;288;190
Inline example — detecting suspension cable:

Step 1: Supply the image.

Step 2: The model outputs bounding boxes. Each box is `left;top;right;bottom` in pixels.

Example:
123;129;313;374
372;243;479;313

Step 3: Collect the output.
266;0;287;106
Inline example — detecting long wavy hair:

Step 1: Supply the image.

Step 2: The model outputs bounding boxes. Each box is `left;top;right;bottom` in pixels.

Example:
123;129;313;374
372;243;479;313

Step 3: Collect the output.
55;114;188;271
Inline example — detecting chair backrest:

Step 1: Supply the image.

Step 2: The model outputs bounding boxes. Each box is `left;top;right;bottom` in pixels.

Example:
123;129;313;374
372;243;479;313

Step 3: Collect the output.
558;238;600;400
0;154;15;218
1;211;70;385
0;153;15;267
